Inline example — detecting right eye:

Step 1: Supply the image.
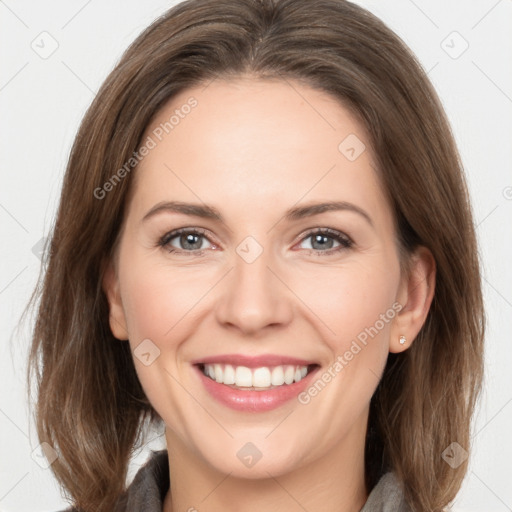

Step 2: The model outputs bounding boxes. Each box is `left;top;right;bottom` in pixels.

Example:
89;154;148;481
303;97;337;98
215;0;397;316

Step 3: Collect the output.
158;227;215;255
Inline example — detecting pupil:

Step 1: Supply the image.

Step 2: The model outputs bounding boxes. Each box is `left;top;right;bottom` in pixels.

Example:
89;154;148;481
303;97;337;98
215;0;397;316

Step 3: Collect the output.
182;233;201;250
312;234;333;250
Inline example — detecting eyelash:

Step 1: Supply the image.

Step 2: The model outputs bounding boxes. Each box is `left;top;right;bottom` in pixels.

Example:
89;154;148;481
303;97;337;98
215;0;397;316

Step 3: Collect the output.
157;227;354;257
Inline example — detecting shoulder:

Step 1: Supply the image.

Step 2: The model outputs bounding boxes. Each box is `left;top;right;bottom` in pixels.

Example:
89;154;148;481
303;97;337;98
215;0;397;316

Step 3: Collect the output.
56;449;170;512
360;471;412;512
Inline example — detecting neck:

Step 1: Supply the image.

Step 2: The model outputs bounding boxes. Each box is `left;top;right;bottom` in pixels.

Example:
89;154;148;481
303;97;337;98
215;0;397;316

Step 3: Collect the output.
162;417;368;512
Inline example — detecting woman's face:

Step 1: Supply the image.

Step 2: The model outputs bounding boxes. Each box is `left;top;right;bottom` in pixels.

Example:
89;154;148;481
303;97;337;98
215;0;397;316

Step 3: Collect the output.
105;77;413;479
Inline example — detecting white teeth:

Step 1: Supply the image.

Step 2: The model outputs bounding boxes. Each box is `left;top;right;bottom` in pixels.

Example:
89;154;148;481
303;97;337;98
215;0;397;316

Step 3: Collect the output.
235;366;253;387
223;364;235;384
201;363;311;388
253;367;271;387
214;364;223;383
284;365;295;384
271;366;285;386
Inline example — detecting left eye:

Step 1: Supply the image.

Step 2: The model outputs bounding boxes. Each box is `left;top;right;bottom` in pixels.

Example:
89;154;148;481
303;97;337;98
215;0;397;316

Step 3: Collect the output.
297;229;353;254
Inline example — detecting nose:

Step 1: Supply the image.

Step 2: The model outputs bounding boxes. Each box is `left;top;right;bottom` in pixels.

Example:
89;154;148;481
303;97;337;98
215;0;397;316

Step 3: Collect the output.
214;245;293;336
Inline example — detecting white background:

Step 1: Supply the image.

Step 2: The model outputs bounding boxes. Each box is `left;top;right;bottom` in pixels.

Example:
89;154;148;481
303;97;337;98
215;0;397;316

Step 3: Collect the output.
1;1;511;510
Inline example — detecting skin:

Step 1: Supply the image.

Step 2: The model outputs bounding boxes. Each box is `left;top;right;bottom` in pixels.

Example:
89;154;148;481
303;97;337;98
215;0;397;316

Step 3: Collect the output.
103;76;435;512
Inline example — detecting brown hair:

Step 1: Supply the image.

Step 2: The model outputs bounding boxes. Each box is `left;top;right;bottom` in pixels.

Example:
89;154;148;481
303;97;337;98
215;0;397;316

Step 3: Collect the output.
26;0;485;510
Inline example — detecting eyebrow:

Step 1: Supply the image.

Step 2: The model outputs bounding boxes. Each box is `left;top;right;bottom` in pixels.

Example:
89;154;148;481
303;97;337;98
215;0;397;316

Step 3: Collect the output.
142;200;373;227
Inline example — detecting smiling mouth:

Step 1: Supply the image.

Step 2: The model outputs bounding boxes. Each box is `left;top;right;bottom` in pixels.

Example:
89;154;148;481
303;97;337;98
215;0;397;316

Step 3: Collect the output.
197;363;319;391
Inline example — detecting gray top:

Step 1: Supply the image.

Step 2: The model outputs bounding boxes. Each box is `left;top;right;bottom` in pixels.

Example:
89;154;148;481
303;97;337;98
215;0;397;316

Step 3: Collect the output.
61;449;411;511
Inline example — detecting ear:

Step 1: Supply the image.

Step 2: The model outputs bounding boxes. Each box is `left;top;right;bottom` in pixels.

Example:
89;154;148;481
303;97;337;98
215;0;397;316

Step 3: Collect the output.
390;246;436;353
102;260;129;340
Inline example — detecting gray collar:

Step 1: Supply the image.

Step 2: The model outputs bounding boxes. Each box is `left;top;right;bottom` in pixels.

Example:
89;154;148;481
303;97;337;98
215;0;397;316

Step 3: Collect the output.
359;471;411;511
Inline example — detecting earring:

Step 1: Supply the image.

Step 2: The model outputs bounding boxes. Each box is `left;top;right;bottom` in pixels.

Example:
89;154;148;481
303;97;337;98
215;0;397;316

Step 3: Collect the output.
399;335;406;345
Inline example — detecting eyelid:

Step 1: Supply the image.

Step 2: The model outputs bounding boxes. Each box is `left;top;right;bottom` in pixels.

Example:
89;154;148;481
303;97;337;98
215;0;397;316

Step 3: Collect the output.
159;226;212;245
295;226;352;244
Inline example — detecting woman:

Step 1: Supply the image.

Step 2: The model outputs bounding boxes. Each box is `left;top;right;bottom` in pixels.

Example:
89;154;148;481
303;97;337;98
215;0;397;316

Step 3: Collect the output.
27;0;485;511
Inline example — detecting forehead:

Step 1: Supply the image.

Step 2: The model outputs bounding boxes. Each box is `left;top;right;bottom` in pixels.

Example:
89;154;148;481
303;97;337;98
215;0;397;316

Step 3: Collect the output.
129;77;390;229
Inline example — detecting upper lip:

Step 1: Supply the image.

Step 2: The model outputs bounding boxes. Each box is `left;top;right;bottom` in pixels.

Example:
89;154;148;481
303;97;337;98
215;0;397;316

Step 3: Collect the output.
191;354;318;368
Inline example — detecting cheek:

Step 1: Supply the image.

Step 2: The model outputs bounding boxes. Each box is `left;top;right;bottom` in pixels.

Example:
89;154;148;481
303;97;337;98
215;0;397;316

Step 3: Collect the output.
120;257;213;343
287;262;399;430
291;259;400;348
117;258;212;424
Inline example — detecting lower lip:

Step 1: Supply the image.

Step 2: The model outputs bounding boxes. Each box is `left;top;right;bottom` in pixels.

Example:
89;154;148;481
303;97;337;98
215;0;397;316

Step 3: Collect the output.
194;364;320;412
